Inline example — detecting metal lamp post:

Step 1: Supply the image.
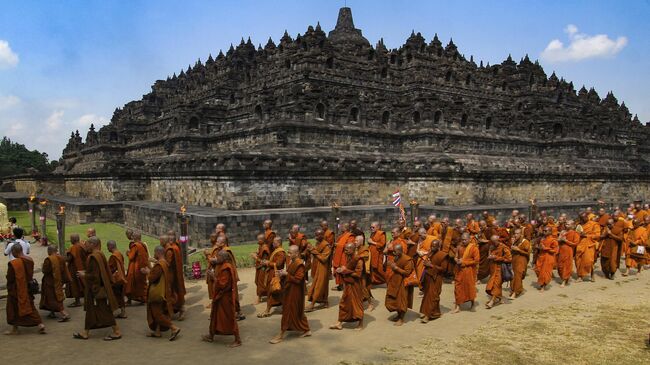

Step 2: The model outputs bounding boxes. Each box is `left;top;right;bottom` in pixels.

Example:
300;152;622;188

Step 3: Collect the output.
39;200;48;246
56;205;65;255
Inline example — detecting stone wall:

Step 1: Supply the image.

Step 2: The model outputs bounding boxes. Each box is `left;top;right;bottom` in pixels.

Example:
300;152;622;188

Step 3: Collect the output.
11;176;650;211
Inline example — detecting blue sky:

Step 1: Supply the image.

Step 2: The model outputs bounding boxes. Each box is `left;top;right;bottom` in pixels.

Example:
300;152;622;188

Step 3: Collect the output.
1;0;648;159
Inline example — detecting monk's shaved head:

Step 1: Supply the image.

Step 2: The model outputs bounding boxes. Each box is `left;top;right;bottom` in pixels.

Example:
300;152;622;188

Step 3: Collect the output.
70;233;80;244
257;233;265;242
47;245;58;255
288;245;300;257
418;228;427;236
86;227;96;238
11;243;23;256
107;240;117;251
154;245;165;257
393;243;403;256
86;236;101;251
132;231;142;241
344;242;355;254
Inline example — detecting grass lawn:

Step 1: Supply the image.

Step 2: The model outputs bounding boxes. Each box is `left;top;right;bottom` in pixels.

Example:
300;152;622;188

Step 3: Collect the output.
6;210;259;268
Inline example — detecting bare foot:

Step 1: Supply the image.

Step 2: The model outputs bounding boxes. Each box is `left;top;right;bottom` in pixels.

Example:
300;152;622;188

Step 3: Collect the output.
205;303;212;309
394;319;404;326
329;324;343;330
228;340;242;348
300;331;312;338
366;303;375;312
201;335;214;342
451;307;460;314
4;327;18;335
509;293;517;299
269;336;283;344
560;282;566;288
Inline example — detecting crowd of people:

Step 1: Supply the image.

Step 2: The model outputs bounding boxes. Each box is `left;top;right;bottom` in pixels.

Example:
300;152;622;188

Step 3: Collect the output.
3;202;649;347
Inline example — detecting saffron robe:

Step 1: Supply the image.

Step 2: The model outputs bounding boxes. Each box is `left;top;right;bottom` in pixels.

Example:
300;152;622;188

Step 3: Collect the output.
485;243;512;298
307;240;331;304
535;236;559;286
510;238;531;296
125;241;149;302
83;251;118;330
209;262;239;337
454;243;479;305
66;243;86;299
337;255;364;322
147;260;175;332
6;257;42;327
40;254;71;312
281;259;310;332
385;254;414;314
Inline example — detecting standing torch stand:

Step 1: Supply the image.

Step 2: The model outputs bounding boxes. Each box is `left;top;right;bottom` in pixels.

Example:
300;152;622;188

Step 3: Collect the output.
28;195;39;241
56;205;66;256
39;200;48;246
178;205;191;279
410;200;419;227
331;202;341;241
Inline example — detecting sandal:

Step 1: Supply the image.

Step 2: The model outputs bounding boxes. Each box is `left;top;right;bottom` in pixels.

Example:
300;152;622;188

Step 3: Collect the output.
103;334;122;341
256;312;271;318
73;332;88;340
169;328;181;341
58;316;71;323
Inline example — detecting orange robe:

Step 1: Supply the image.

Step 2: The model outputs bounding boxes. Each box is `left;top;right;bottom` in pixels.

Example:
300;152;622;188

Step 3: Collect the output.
108;251;126;308
419;250;445;319
368;230;387;285
147;260;174;332
626;226;648;268
125;241;149;302
485;243;512;298
254;243;271;297
164;243;186;312
209;262;239;337
337;254;364;323
66;243;86;299
40;254;71;312
427;222;442;239
466;221;480;235
535;236;559;286
307;240;331;304
6;257;42;327
266;247;286;308
558;231;579;280
332;231;354;286
415;235;435;283
600;222;624;276
575;221;600;277
281;259;310;332
290;232;311;275
385;237;406;280
510;238;531;296
454;243;479;305
385;254;414;314
206;246;219;300
83;251;118;330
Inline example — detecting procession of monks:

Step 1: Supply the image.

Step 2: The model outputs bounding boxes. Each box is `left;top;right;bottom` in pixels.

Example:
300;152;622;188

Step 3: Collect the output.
4;202;650;346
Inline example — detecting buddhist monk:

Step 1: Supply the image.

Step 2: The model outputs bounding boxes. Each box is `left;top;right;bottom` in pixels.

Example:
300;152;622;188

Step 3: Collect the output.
367;222;387;285
600;218;624;279
73;236;121;340
452;233;479;313
210;236;245;321
306;228;331;311
143;246;181;340
332;223;354;290
289;224;310;278
263;219;276;246
5;244;46;335
438;217;456;276
414;228;435;286
66;233;86;307
466;214;480;236
427;214;442;239
164;234;186;320
40;245;71;322
125;231;149;305
214;223;229;246
107;240;127;319
353;234;375;311
384;227;407;280
257;236;286;317
385;244;414;326
251;233;271;304
330;243;364;330
535;227;559;291
203;251;241;347
269;245;311;344
557;221;579;287
476;220;492;281
625;219;647;274
419;240;444;323
406;219;423;258
321;220;335;246
349;219;364;238
575;213;600;282
485;235;512;308
509;228;531;299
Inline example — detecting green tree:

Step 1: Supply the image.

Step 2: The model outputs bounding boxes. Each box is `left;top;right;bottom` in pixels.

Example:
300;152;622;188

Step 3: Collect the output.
0;137;53;177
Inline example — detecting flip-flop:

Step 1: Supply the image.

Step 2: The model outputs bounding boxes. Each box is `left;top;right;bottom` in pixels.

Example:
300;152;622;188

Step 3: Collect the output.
58;316;71;323
103;334;122;341
169;329;181;341
73;332;88;340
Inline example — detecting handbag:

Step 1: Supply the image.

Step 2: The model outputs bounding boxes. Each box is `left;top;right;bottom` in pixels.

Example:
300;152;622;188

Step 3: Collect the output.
501;263;514;282
148;277;166;303
28;279;40;295
269;274;282;294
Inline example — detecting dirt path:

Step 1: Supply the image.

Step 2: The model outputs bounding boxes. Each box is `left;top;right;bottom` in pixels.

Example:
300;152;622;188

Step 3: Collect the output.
1;252;648;365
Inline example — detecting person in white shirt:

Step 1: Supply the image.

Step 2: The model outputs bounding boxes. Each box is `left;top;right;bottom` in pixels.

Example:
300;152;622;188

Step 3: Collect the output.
4;227;30;260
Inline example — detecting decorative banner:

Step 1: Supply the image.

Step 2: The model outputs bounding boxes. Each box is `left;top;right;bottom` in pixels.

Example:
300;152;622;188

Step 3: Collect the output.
390;190;407;222
191;261;202;279
179;235;189;243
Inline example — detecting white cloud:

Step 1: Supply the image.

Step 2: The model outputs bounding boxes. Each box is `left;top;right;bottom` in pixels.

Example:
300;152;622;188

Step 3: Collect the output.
0;94;21;110
0;40;19;69
45;110;65;130
5;121;24;137
75;113;109;128
541;24;627;63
